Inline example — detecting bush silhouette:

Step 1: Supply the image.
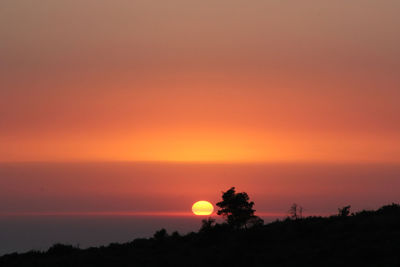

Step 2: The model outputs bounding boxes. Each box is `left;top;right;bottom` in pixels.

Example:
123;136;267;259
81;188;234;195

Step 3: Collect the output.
338;205;351;217
47;244;78;255
153;228;168;241
200;217;216;232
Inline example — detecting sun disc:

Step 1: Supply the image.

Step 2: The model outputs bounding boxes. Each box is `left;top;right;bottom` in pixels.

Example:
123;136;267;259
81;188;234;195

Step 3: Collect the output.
192;200;214;216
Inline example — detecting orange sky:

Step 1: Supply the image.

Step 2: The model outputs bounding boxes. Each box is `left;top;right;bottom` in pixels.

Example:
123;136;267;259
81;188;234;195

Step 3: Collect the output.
1;0;400;163
1;162;399;216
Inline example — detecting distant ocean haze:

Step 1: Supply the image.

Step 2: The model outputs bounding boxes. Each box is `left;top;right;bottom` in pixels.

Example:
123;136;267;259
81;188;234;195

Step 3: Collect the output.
0;162;399;255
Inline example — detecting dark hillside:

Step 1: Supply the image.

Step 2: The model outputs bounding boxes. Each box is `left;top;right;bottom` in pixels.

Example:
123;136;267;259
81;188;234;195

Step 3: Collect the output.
1;204;400;267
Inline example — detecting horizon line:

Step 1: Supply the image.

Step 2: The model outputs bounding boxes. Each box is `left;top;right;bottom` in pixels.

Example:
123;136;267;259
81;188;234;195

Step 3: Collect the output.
0;211;330;218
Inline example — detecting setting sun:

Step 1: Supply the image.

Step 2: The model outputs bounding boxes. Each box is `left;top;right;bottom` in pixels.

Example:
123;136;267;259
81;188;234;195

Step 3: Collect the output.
1;1;400;265
192;201;214;216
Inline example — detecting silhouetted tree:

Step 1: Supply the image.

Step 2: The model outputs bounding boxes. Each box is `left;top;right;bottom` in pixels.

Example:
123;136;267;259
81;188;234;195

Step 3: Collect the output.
216;187;263;229
338;205;351;217
289;203;303;219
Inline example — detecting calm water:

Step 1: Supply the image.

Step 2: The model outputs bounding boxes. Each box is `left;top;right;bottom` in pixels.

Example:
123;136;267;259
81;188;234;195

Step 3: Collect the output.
1;162;399;255
0;215;205;256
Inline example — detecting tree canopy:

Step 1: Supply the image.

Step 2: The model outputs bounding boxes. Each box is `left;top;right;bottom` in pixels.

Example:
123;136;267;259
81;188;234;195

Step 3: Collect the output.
216;187;263;229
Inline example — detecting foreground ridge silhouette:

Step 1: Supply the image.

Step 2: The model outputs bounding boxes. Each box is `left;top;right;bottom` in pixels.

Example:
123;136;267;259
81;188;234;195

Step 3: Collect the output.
1;192;400;266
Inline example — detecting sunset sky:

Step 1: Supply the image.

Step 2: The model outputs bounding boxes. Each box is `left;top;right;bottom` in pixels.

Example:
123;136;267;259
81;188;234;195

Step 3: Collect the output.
1;2;400;255
1;0;400;163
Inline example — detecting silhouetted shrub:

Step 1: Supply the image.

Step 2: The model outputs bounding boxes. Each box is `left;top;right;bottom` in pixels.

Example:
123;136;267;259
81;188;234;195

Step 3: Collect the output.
153;228;168;241
200;217;216;232
47;244;78;255
338;205;351;217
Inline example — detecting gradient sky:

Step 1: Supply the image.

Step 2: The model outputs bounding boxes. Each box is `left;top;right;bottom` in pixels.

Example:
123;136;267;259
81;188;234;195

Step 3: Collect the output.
1;3;400;254
2;162;400;215
1;0;400;162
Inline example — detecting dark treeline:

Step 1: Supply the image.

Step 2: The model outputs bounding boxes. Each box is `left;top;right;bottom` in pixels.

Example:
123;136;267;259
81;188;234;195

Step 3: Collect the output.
1;188;400;267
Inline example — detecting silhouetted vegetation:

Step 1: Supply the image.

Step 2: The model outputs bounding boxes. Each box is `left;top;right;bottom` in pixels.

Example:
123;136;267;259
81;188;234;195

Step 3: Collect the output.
1;190;400;266
288;203;304;219
153;228;168;241
199;217;216;232
338;205;351;217
216;187;264;229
